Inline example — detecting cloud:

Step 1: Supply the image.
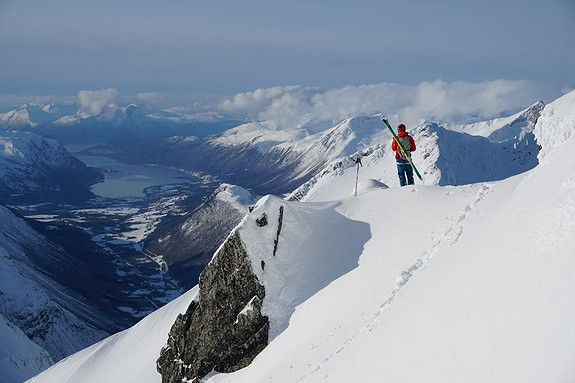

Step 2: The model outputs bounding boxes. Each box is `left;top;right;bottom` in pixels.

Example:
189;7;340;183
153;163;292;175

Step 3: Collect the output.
77;88;119;114
218;86;304;119
401;79;539;124
218;80;547;130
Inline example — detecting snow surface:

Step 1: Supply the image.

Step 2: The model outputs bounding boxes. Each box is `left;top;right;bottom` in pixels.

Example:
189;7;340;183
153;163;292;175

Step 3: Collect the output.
214;183;258;208
28;90;575;383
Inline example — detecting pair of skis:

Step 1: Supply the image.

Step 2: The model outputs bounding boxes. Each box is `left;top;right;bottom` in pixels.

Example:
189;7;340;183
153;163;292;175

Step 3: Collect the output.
381;117;423;181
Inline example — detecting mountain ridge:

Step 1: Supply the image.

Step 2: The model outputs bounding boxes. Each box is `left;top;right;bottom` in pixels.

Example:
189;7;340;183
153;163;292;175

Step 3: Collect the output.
25;89;575;383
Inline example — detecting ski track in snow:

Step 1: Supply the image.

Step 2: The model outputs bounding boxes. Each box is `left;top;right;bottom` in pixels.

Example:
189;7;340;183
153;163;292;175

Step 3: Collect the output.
297;183;494;382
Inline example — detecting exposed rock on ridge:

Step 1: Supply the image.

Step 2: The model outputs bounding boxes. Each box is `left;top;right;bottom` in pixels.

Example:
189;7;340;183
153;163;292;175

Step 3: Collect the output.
156;230;268;382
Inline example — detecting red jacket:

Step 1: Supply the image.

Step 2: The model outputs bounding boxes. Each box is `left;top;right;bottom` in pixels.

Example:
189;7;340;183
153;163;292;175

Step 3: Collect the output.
391;131;416;159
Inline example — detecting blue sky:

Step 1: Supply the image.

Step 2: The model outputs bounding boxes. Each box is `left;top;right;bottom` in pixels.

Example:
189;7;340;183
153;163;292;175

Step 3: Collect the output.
1;0;574;102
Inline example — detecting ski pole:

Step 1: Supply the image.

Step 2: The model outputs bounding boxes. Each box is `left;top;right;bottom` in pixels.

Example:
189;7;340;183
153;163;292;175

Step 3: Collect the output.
381;117;423;181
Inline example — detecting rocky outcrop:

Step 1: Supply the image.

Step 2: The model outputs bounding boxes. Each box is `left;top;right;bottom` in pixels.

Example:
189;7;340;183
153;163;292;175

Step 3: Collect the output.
156;230;268;382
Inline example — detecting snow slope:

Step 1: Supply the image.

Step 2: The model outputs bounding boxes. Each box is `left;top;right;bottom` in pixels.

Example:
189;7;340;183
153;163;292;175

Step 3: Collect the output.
0;130;99;202
28;90;575;383
0;205;109;381
207;90;575;382
0;314;53;383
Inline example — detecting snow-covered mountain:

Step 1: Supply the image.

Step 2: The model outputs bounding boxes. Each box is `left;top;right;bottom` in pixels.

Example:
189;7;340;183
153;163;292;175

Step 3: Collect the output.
0;103;77;129
0;205;111;381
0;103;242;144
144;183;258;289
0;131;100;203
0;313;53;383
452;100;544;143
80;115;399;195
27;89;575;383
101;102;544;196
289;104;542;201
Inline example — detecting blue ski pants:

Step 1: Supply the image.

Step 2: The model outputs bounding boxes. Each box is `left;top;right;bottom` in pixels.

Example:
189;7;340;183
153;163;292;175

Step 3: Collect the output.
396;159;414;186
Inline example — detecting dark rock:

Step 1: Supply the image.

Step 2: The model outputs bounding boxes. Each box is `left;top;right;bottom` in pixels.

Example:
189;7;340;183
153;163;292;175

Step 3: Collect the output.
255;213;268;227
157;231;268;383
273;206;284;257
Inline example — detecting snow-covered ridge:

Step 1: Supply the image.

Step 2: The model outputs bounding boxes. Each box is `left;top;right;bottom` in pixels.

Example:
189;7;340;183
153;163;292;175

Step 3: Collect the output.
0;205;108;381
534;90;575;160
288;112;542;202
287;145;383;201
214;115;388;158
0;313;53;383
27;90;575;383
0;130;78;167
238;195;370;340
451;100;544;141
0;131;98;202
214;183;259;208
140;107;545;197
0;104;73;129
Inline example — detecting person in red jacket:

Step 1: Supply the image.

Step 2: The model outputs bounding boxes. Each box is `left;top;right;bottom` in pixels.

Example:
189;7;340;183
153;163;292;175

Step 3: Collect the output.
391;123;416;186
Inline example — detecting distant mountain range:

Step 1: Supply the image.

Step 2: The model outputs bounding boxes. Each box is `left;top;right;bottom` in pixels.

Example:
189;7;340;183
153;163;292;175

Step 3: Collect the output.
0;103;243;143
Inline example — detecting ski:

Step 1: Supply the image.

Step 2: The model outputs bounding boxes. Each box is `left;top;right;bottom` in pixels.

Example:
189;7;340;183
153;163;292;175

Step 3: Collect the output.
381;117;423;181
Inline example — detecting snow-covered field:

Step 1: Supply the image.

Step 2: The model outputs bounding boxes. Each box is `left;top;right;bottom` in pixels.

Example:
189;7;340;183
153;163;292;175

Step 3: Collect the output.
27;90;575;382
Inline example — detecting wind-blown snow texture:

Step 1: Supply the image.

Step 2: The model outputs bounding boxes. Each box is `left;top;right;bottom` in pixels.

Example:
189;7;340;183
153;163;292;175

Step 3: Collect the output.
28;90;575;383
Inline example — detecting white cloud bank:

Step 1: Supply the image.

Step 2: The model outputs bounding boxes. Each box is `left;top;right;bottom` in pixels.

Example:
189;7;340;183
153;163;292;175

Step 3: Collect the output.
218;80;548;129
77;88;119;114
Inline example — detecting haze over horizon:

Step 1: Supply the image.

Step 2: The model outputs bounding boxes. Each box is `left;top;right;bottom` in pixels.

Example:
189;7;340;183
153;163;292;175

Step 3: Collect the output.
1;0;574;116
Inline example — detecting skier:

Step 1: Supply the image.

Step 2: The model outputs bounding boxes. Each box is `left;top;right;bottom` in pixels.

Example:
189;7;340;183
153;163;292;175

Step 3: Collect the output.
391;124;416;186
